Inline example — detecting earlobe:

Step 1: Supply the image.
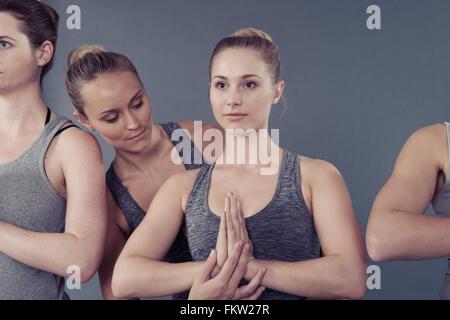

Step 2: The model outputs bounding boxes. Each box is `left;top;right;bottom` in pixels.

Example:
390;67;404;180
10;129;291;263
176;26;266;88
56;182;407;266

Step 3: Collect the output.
73;111;93;129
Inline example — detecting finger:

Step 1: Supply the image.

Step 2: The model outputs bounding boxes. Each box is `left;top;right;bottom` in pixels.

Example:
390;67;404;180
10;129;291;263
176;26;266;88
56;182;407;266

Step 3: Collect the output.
228;243;251;289
235;191;246;240
230;191;242;240
197;249;217;282
217;240;243;282
233;267;267;299
216;209;227;266
240;286;266;300
226;197;237;250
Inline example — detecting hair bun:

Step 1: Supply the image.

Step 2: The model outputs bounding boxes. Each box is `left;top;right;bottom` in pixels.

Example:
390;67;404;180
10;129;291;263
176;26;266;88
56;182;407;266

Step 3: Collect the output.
68;45;105;66
232;28;273;43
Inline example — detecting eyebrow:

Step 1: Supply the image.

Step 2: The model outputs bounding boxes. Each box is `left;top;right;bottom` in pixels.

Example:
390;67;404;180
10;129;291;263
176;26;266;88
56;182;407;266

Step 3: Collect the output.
0;35;17;42
212;74;263;80
97;89;143;116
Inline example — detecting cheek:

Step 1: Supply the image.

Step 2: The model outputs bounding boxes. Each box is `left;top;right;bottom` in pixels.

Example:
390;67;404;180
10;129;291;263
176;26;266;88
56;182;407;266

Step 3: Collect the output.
92;122;125;144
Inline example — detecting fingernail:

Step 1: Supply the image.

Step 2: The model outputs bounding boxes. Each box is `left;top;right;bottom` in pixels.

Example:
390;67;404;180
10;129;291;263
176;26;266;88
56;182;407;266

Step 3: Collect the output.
262;268;267;274
210;249;216;257
261;287;266;291
244;244;250;251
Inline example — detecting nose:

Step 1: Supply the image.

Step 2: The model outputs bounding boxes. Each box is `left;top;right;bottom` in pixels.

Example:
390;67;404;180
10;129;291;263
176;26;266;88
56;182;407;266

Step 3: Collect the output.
125;111;140;130
226;88;242;108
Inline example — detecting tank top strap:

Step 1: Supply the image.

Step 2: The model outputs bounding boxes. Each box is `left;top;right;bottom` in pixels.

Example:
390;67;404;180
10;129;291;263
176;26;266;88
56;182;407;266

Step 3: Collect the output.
106;164;145;232
35;115;68;166
186;163;214;210
160;122;204;170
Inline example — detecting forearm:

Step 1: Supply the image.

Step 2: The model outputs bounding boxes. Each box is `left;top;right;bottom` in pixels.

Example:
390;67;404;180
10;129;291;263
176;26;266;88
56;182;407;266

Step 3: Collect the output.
112;257;204;298
245;255;366;299
367;210;450;261
0;220;98;282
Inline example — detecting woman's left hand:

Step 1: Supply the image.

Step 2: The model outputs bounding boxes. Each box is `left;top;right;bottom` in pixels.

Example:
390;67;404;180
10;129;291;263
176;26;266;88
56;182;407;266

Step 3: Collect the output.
225;191;254;260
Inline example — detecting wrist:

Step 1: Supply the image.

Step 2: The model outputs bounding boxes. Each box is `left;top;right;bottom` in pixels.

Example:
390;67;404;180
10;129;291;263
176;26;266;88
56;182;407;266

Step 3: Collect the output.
244;257;258;281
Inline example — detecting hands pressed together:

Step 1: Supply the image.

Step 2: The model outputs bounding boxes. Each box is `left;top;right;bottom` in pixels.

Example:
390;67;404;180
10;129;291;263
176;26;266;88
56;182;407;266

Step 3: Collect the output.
189;191;267;300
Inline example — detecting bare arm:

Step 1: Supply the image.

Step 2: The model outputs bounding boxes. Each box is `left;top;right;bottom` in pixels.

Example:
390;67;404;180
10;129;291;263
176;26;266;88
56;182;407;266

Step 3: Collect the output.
98;190;135;299
0;130;107;283
244;160;367;299
366;125;450;261
111;172;204;298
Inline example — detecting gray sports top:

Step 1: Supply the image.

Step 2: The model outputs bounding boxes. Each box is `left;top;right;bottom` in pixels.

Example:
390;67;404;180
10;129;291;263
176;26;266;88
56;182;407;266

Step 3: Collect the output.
0;115;68;300
185;149;321;300
106;122;204;299
432;122;450;300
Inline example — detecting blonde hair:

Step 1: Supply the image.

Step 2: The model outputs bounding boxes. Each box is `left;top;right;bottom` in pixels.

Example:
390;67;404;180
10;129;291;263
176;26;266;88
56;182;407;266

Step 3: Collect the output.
209;28;280;82
65;45;142;117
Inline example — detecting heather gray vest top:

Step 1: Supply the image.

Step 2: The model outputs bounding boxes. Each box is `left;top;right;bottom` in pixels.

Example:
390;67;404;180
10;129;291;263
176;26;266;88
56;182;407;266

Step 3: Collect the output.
0;115;68;300
185;149;321;300
431;122;450;300
106;122;204;299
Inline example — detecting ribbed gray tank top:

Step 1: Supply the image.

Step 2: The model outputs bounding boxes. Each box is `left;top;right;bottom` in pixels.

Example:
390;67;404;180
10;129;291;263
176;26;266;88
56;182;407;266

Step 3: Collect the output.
106;122;204;300
185;149;321;300
432;122;450;300
0;115;68;300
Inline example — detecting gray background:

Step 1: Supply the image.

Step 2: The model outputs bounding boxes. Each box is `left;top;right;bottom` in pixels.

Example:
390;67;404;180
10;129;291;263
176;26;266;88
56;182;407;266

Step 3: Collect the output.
43;0;450;299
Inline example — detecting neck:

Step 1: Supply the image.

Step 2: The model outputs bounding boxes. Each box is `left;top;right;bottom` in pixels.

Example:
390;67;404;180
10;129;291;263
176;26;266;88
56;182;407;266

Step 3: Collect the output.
113;123;167;175
0;81;47;135
217;128;281;175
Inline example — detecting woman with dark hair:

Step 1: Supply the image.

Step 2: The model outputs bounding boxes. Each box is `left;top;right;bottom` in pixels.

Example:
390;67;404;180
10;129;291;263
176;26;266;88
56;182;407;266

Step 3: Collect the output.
0;0;107;300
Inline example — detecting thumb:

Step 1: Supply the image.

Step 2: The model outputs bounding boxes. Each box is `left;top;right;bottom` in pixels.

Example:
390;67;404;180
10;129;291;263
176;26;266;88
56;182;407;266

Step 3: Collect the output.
197;249;217;282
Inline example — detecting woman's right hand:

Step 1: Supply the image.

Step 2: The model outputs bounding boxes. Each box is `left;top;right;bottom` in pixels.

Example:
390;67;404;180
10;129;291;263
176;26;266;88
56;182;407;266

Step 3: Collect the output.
189;241;267;300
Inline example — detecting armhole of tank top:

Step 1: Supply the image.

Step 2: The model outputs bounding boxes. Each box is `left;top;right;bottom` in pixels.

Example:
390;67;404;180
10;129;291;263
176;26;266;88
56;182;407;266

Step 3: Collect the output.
38;118;67;203
444;122;450;189
185;166;208;213
295;155;313;217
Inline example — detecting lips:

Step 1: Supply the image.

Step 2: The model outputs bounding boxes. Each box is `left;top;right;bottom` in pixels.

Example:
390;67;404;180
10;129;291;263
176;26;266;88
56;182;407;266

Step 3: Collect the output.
224;113;248;121
127;128;147;140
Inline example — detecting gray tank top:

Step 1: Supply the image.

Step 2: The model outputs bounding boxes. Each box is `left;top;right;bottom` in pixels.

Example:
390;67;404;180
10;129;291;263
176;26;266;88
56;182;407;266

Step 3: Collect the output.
431;122;450;300
106;122;204;299
0;115;68;300
185;149;321;300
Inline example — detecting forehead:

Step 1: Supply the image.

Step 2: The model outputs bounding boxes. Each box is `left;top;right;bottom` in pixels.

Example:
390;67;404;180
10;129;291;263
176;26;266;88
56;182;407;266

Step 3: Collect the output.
0;12;25;37
81;71;142;108
211;48;268;78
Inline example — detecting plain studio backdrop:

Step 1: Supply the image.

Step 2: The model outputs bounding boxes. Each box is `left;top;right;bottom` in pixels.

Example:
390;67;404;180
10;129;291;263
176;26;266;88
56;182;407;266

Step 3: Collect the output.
43;0;450;299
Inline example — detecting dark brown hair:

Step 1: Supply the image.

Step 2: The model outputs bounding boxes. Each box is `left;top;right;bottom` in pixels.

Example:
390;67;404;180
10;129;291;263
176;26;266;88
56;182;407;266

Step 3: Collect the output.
0;0;59;80
65;45;143;117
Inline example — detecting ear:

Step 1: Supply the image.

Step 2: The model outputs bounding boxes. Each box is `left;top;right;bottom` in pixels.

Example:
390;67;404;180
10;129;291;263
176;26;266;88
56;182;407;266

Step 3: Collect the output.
272;80;285;105
73;111;93;130
35;40;54;68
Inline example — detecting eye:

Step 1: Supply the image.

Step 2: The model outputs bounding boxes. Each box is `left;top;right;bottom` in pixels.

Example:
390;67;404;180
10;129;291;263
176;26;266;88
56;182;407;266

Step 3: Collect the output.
104;114;119;123
0;41;12;49
244;81;256;89
131;100;143;109
215;82;227;89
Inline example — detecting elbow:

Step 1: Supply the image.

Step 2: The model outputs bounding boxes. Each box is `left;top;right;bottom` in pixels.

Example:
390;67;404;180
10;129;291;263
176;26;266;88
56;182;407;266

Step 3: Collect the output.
78;257;101;284
366;226;392;263
336;258;367;300
111;261;134;299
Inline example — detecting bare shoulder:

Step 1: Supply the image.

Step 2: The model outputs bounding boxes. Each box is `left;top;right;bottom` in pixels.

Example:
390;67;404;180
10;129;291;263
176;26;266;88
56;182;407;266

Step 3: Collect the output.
55;128;101;157
299;156;343;185
164;168;201;193
178;120;221;136
54;128;103;162
396;124;447;171
404;124;446;153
